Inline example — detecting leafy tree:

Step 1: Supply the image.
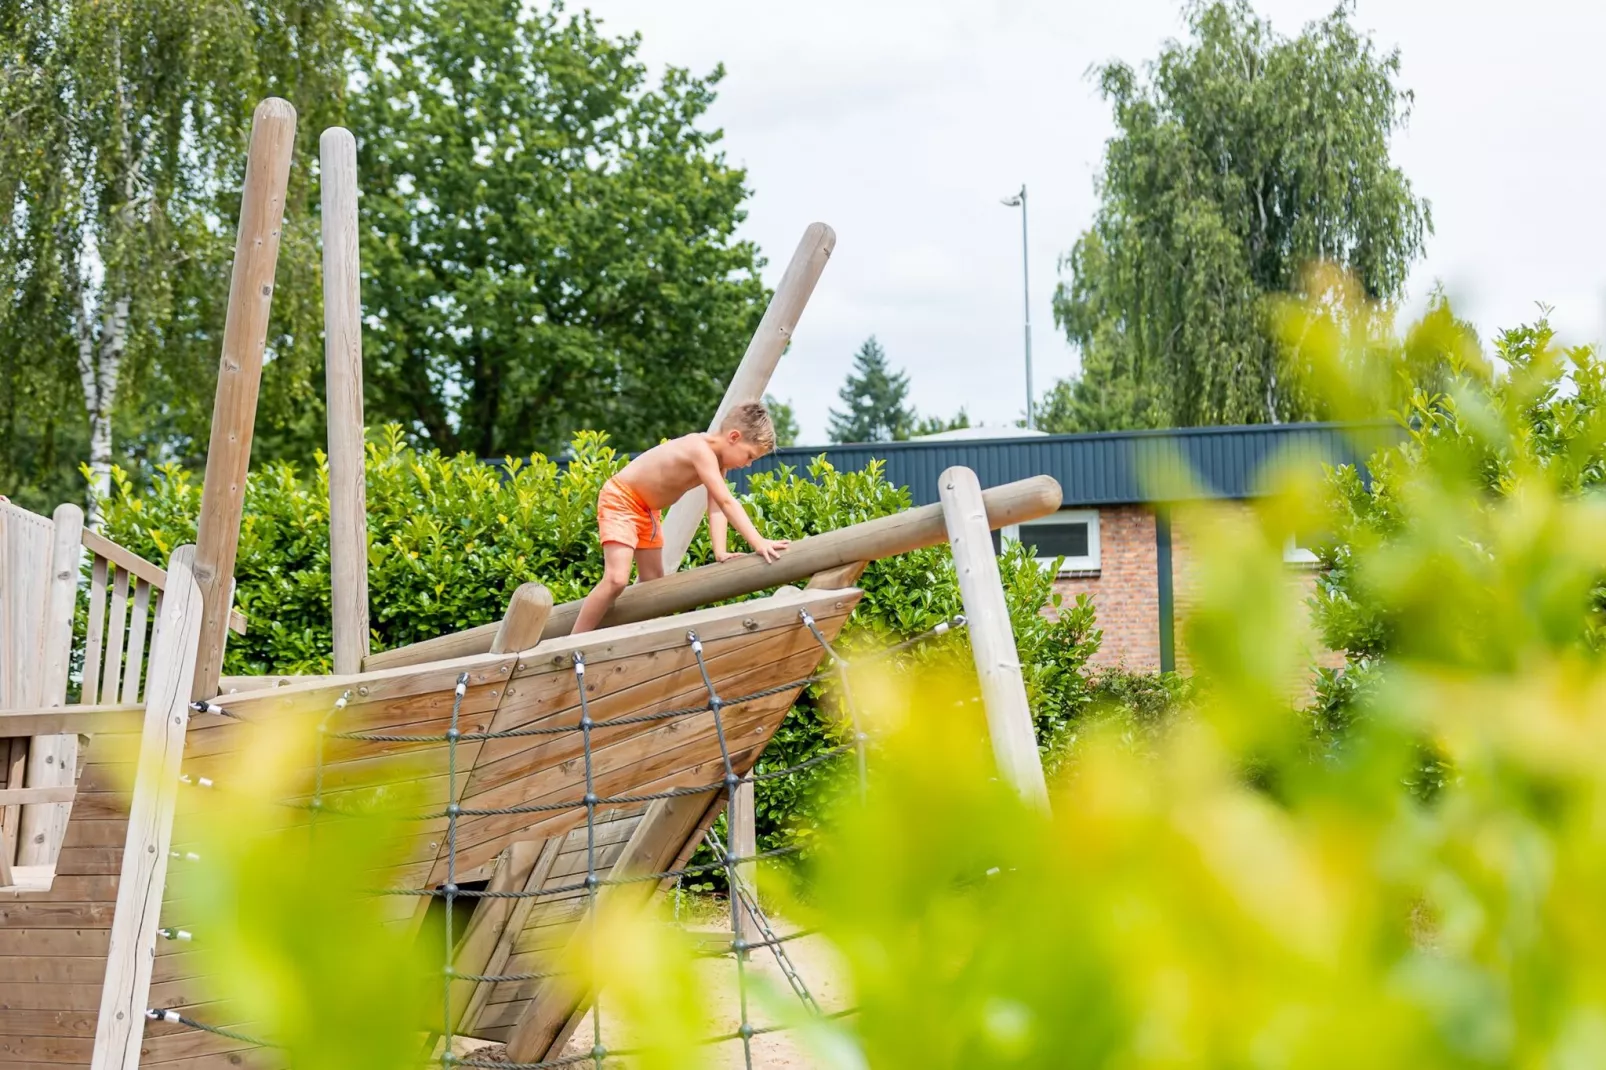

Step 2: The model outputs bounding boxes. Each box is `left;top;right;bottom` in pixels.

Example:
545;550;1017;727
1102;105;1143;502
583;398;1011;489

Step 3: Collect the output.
0;0;350;511
1049;0;1430;432
351;0;765;458
911;408;971;438
763;394;801;448
1305;310;1606;742
827;336;915;443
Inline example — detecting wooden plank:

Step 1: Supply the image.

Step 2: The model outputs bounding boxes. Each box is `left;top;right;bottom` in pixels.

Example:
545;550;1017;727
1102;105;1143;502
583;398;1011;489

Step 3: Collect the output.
0;786;76;805
939;466;1048;808
490;583;553;655
503;790;721;1062
321;125;371;677
1;502;53;709
92;544;206;1070
101;567;131;712
806;559;869;589
191;97;298;700
0;739;20;887
17;504;84;868
80;529;248;636
216;674;333;694
366;474;1061;670
0;1005;99;1036
120;580;152;704
0;900;118;927
0;706;144;737
0;927;113;956
446;841;543;1035
660;223;838;571
83;555;110;705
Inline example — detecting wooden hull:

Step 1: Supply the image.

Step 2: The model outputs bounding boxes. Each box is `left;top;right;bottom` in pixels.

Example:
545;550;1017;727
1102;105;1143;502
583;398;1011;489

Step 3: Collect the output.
0;585;858;1066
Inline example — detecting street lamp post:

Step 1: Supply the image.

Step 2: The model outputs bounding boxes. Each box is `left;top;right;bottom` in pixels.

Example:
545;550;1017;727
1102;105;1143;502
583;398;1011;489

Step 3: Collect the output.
1001;184;1034;429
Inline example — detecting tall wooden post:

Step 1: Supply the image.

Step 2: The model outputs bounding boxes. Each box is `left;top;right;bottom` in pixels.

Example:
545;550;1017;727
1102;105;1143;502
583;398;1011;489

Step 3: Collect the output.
320;126;370;675
91;546;204;1070
938;466;1049;809
658;223;836;573
191;98;297;699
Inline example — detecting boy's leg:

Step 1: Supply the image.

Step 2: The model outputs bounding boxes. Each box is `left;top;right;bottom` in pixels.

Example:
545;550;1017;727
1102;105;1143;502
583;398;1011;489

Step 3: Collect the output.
634;547;664;582
572;542;637;634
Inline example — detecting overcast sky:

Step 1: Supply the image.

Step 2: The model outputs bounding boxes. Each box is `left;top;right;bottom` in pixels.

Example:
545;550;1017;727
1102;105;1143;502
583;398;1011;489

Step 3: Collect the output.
576;0;1606;444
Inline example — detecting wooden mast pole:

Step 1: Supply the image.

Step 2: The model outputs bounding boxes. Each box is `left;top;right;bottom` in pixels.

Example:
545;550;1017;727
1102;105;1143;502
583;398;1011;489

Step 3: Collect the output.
320;126;370;675
938;466;1049;809
658;223;836;573
190;98;297;699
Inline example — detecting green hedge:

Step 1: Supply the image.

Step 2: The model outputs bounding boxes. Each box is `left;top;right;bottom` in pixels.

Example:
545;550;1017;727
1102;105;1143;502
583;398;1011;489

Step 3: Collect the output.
99;427;1100;852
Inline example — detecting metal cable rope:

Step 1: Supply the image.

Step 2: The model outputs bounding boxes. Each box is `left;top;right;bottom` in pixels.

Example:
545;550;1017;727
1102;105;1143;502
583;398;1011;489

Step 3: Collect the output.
155;612;966;1061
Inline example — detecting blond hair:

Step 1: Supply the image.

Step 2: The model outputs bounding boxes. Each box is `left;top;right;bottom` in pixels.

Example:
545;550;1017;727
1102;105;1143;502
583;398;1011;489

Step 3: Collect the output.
720;400;777;453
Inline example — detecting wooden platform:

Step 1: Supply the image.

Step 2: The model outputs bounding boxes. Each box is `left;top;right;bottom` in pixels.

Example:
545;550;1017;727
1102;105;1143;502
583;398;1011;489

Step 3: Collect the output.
0;585;857;1067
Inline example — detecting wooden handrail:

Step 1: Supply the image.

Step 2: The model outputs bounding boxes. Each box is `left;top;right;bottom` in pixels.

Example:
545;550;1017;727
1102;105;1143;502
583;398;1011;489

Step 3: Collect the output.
81;527;247;635
0;704;144;737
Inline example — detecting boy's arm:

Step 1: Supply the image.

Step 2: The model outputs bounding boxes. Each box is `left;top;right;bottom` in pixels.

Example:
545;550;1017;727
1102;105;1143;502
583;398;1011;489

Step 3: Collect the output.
691;444;788;563
708;504;733;561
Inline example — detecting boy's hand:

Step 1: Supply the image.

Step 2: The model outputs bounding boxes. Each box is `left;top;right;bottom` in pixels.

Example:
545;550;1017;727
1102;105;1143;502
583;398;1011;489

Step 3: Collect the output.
753;538;789;563
713;549;744;564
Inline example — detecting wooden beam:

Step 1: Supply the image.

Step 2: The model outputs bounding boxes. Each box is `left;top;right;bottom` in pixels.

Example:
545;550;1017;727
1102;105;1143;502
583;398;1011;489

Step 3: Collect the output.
731;779;758;944
805;560;868;590
460;837;563;1035
938;467;1048;809
504;792;714;1063
490;584;554;655
365;475;1061;672
659;223;837;573
0;705;145;737
17;503;85;867
191;97;297;700
0;786;76;806
82;528;248;635
447;841;542;1034
321;125;371;676
91;544;205;1070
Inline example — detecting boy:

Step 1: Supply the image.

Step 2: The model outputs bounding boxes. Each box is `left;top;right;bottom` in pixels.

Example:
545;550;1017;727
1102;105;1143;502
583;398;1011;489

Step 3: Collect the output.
571;401;789;634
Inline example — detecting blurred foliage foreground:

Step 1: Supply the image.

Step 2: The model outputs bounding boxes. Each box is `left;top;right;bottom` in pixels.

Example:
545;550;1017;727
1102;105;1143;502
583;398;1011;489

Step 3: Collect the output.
172;300;1606;1067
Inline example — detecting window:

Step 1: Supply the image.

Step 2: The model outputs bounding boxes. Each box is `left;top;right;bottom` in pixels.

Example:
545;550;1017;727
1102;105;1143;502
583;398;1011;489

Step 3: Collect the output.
993;509;1100;574
1283;534;1320;567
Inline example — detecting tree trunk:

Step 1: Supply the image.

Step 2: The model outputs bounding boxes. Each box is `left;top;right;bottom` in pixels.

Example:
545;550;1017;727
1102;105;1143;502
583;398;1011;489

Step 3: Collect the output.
76;292;129;528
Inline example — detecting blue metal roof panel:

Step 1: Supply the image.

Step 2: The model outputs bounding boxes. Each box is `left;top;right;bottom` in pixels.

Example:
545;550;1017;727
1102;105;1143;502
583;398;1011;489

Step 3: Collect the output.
738;422;1396;507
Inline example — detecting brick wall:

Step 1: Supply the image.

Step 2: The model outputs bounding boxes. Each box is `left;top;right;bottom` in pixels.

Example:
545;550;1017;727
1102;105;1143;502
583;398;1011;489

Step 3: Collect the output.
1044;502;1345;678
1048;505;1161;671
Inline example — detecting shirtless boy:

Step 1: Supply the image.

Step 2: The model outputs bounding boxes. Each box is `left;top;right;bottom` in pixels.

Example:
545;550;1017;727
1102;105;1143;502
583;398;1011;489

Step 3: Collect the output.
571;401;789;634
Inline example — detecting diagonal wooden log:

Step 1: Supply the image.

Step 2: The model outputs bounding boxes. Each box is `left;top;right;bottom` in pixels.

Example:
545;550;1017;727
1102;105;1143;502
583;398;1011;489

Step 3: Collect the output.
192;98;297;699
90;545;205;1070
659;223;837;574
365;476;1061;672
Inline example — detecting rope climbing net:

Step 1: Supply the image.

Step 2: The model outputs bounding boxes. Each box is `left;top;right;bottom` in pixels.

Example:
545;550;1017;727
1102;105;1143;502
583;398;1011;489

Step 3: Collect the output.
152;607;967;1068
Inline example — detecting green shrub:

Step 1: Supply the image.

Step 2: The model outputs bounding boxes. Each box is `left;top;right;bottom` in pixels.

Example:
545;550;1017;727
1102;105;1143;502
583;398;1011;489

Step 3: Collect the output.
98;429;1100;851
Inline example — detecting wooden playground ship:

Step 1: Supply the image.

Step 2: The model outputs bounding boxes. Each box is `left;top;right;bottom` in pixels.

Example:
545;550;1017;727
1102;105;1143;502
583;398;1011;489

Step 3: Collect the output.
0;100;1059;1068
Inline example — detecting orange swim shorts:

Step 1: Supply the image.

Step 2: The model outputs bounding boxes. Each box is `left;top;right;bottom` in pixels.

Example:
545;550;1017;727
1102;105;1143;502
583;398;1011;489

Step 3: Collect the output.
596;476;663;551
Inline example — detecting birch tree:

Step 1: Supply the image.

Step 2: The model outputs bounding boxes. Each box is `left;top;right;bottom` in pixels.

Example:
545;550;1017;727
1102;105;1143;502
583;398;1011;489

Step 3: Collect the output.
0;0;347;513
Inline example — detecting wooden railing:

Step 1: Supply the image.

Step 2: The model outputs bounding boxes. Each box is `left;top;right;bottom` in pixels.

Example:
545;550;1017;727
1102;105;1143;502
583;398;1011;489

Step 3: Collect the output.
78;528;246;706
1;502;246;880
